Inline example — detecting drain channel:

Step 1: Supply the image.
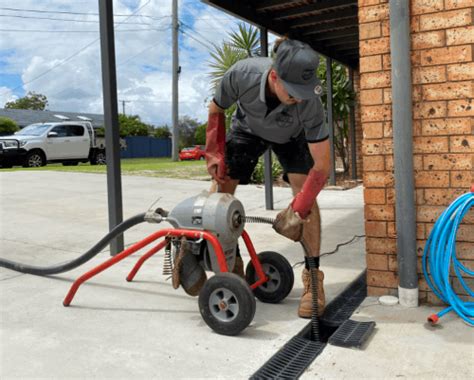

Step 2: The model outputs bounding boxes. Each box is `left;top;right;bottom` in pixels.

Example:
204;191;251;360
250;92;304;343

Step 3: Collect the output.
251;270;372;379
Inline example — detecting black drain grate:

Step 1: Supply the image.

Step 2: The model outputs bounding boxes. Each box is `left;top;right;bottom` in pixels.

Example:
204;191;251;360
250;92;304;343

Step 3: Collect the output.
251;270;373;379
250;336;325;380
321;271;367;326
328;319;376;348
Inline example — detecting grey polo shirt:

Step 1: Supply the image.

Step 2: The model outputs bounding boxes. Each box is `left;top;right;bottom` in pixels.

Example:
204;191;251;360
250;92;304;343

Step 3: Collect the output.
213;57;328;144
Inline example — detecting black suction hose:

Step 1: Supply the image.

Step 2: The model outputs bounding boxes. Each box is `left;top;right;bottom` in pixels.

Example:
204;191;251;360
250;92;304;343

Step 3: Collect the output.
0;213;146;276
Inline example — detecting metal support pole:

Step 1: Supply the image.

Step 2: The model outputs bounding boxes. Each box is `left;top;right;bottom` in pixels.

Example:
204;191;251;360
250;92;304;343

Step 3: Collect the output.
171;0;179;161
260;27;273;210
98;0;124;255
389;0;418;306
349;68;357;180
326;57;336;185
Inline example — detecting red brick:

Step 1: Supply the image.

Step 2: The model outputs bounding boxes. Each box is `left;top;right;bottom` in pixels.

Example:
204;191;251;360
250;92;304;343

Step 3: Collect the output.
448;99;474;117
412;0;444;15
367;286;394;296
361;105;392;122
360;55;383;73
360;71;391;89
362;139;393;155
360;37;390;56
423;81;473;101
424;153;472;170
413;101;447;119
451;171;473;187
359;4;389;23
360;89;383;105
365;204;395;221
447;25;474;45
421;118;472;135
416;188;425;205
412;30;446;49
411;16;421;33
359;22;382;40
421;45;472;66
367;270;398;288
383;121;393;137
382;54;391;70
365;221;387;237
447;62;474;80
424;188;469;205
367;253;389;270
445;0;474;9
417;205;446;222
450;135;474;152
363;121;384;138
415;171;450;187
387;222;396;238
367;237;397;254
420;9;473;31
413;136;449;153
457;225;474;242
413;66;447;84
364;171;394;187
364;188;386;204
457;242;474;259
417;224;426;240
363;155;385;171
381;20;390;36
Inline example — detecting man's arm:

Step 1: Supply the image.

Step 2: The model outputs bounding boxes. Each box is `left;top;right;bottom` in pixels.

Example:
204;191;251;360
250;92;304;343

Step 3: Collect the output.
206;101;227;183
273;138;330;241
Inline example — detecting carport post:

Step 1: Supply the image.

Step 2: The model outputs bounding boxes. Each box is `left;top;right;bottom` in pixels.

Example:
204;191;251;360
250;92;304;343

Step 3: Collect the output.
260;26;274;210
349;68;357;180
326;57;336;185
98;0;124;255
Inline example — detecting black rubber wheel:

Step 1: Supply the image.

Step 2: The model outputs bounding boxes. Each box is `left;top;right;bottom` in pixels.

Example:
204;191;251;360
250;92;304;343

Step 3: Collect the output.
23;151;46;167
198;273;256;336
90;151;106;165
245;251;294;304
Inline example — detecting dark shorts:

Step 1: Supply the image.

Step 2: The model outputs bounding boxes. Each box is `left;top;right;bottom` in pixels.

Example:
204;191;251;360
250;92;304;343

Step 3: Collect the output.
225;128;314;184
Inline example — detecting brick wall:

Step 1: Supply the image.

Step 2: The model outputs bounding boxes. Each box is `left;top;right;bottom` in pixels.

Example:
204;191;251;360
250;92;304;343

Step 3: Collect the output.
358;0;474;303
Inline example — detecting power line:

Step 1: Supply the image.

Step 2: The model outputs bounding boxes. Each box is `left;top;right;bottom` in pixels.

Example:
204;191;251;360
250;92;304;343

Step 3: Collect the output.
11;0;152;91
0;7;170;20
0;27;169;33
180;28;213;51
179;21;216;48
0;13;154;25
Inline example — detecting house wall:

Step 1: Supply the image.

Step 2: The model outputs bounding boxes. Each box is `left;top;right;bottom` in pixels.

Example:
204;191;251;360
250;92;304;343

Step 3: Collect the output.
358;0;473;303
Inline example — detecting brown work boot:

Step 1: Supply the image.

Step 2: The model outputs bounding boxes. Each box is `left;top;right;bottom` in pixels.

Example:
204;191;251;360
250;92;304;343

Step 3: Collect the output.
298;268;325;318
232;256;245;278
172;238;207;297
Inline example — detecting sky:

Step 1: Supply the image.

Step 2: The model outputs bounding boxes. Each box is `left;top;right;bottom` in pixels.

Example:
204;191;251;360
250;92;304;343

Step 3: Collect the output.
0;0;269;126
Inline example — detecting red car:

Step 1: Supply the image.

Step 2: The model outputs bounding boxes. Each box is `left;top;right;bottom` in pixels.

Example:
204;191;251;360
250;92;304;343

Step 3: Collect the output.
179;145;206;161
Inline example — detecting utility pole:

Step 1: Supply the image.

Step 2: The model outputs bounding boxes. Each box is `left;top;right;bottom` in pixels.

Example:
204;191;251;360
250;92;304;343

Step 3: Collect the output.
171;0;179;161
119;99;130;115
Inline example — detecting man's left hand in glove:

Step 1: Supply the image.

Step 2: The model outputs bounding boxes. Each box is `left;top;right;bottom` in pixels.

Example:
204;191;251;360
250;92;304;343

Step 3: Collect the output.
273;168;327;241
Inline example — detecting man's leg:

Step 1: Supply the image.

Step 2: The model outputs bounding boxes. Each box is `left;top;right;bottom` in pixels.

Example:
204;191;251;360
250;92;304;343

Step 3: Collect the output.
287;173;325;318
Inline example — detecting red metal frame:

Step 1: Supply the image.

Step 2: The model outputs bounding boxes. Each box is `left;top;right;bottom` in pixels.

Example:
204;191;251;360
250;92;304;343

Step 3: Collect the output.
63;228;267;306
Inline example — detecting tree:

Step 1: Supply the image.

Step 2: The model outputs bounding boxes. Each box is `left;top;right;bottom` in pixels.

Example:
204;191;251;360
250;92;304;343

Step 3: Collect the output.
194;122;207;145
118;114;151;137
178;116;201;148
316;60;355;174
4;91;48;110
153;126;171;139
0;117;19;136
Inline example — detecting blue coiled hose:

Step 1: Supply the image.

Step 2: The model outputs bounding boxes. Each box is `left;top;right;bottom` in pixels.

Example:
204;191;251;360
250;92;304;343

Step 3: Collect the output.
422;190;474;326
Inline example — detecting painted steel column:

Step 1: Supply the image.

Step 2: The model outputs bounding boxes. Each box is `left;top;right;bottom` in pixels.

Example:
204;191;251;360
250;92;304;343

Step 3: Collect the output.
389;0;418;306
349;68;357;180
98;0;124;255
171;0;179;161
326;57;336;185
260;27;274;210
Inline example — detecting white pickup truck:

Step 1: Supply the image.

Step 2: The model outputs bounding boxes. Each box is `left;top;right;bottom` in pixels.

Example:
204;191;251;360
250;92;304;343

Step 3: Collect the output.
0;121;125;168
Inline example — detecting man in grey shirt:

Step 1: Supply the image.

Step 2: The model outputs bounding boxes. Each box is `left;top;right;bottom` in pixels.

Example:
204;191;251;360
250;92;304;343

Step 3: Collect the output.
206;38;330;318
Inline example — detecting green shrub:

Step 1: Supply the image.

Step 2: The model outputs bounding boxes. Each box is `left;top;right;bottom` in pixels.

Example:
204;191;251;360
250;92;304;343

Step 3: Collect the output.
250;155;282;184
0;117;19;136
153;126;171;139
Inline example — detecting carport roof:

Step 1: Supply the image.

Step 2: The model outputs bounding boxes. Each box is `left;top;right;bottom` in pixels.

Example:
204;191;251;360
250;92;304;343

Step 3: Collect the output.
202;0;359;68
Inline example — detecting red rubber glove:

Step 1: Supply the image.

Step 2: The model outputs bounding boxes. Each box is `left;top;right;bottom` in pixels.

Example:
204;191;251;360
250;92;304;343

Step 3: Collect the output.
205;113;227;183
273;169;327;241
291;169;327;219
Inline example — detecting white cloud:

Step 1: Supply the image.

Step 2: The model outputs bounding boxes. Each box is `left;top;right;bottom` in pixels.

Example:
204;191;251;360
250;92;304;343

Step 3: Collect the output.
0;0;244;126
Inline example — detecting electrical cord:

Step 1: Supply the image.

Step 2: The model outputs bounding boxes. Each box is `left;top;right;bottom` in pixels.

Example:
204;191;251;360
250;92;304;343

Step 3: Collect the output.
423;190;474;326
0;213;146;276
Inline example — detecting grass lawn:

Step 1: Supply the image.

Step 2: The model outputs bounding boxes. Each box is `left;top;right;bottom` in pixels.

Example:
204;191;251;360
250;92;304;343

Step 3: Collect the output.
4;158;210;180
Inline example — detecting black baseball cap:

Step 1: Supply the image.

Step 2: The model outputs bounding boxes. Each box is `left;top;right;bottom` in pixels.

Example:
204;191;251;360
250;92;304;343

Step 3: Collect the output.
274;39;323;100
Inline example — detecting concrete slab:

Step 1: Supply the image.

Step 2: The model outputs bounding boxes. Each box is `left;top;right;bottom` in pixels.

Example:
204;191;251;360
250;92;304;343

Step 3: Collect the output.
0;171;471;379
